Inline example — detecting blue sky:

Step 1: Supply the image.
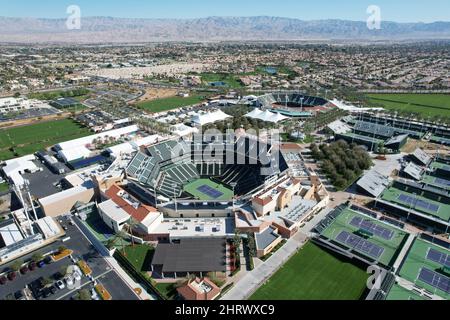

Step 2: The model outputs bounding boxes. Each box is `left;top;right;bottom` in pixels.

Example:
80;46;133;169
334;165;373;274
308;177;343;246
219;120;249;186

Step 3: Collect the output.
1;0;449;22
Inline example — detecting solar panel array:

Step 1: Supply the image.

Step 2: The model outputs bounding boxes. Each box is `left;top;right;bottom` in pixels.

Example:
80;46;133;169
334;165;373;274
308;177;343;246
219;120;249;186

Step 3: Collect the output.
397;194;440;213
350;216;394;240
426;249;450;268
335;231;385;259
418;268;450;294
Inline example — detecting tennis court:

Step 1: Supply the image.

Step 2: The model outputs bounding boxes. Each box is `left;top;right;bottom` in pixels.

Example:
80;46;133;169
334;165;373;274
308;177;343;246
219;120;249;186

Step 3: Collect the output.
381;187;450;222
398;238;450;299
183;179;233;201
318;206;408;266
385;284;425;300
422;174;450;190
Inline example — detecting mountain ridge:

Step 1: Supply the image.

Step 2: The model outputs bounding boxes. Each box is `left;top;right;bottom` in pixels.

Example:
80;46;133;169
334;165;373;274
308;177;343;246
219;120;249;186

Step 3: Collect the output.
0;16;449;43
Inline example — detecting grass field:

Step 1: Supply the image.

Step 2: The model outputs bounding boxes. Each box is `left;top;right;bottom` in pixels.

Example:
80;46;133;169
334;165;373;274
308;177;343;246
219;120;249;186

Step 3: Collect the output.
183;178;234;201
123;244;155;272
318;207;408;266
380;187;450;222
385;284;425;300
367;94;450;118
398;238;450;300
135;95;206;113
199;73;244;88
249;242;368;300
0;118;91;161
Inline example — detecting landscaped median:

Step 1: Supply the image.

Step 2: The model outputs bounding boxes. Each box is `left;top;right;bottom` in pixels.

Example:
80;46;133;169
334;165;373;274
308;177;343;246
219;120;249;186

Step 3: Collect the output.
77;260;92;276
51;249;73;262
95;284;112;300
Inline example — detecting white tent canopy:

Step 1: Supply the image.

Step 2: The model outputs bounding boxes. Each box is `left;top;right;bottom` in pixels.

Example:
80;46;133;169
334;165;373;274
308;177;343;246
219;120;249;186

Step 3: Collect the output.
191;110;232;126
245;108;289;123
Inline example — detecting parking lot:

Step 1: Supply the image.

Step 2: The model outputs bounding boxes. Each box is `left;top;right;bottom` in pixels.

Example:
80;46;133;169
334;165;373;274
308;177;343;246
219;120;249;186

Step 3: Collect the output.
0;215;138;300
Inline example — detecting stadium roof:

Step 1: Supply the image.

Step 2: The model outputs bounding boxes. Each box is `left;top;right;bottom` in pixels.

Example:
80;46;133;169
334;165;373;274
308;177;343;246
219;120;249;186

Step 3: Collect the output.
357;170;390;198
411;148;432;166
191;110;231;126
327;120;352;135
255;226;281;251
385;134;409;147
151;238;227;273
245;108;289;123
403;162;424;181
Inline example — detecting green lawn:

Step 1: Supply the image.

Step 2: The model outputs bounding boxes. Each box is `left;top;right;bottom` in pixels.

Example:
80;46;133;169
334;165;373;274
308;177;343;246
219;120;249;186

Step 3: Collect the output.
0;182;10;193
154;283;177;300
199;73;244;89
123;244;155;272
367;94;450;118
135;95;206;113
183;179;234;201
249;242;368;300
0;118;91;161
28;88;90;101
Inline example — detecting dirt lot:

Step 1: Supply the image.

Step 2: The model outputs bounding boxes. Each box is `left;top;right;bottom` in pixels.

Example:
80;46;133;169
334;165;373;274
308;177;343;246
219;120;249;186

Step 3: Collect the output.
132;88;178;104
402;138;450;154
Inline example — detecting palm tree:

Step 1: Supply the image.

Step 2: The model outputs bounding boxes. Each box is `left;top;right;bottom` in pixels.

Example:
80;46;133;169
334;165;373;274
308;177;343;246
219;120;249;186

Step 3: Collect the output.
127;218;139;247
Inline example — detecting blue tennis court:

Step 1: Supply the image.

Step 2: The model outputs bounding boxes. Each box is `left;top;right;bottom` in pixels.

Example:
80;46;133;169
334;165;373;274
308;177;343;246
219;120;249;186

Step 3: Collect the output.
197;185;224;199
397;194;440;213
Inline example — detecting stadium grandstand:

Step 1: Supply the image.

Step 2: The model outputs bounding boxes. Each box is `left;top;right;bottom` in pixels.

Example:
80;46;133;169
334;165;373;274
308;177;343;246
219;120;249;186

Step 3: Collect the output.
256;92;332;118
313;204;409;269
125;136;289;206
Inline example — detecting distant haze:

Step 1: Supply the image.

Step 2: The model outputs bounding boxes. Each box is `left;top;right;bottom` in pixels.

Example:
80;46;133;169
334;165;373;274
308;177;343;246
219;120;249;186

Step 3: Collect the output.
0;16;449;43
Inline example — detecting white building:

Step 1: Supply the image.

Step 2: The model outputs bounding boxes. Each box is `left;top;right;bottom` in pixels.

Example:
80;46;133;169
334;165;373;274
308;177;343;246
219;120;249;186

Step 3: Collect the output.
97;199;130;232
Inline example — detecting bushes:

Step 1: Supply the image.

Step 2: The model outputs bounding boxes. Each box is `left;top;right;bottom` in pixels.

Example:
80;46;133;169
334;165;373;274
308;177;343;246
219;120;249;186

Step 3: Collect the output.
311;140;372;190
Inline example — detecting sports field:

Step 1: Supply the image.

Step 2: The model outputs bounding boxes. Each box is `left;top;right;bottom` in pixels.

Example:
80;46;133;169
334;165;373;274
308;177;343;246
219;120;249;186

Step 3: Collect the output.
249;242;368;300
380;187;450;222
398;238;450;299
385;284;425;300
367;94;450;118
318;207;408;266
183;178;233;201
0;118;91;161
135;95;206;113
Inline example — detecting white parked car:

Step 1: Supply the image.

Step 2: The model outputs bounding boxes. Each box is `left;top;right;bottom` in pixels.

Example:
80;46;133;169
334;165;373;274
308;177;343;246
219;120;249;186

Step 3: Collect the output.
90;288;100;300
65;276;74;287
73;271;82;282
56;280;65;290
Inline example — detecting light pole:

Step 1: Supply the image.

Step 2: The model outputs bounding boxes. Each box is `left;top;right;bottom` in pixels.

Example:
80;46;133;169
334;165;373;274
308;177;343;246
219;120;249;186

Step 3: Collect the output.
230;182;237;212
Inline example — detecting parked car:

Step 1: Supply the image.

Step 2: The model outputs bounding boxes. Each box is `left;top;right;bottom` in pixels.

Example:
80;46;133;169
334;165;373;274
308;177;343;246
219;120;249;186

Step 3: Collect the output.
65;276;74;287
7;272;16;281
20;266;29;275
44;256;52;264
73;271;81;282
14;290;26;300
56;280;65;290
49;285;57;294
37;261;45;268
28;261;37;271
0;276;7;285
90;288;100;300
